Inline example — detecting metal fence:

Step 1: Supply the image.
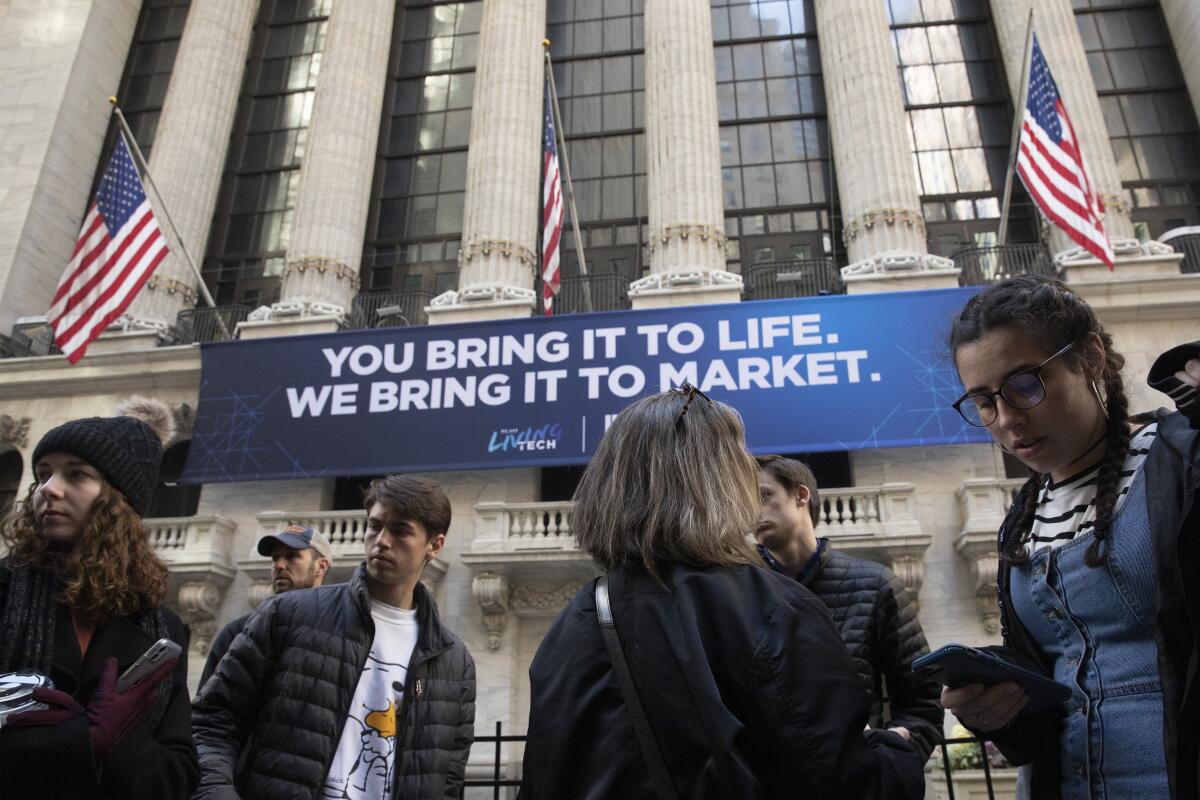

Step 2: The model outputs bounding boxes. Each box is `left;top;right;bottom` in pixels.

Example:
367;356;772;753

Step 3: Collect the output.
2;321;60;358
175;305;253;344
742;258;847;301
1164;231;1200;274
954;243;1055;286
538;273;632;314
456;725;1010;799
349;289;436;328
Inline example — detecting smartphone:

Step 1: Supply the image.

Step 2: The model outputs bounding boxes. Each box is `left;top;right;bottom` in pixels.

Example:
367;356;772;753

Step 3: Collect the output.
912;644;1072;714
116;638;182;693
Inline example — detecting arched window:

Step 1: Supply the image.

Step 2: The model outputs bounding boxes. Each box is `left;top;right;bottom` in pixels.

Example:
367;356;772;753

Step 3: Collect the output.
0;448;23;516
149;440;201;518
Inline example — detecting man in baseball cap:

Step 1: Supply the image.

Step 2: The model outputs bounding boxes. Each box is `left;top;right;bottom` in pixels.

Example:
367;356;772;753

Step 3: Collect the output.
199;526;333;688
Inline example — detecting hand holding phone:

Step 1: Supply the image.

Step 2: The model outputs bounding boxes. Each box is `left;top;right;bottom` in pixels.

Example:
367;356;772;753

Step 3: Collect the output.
913;644;1071;715
117;638;181;693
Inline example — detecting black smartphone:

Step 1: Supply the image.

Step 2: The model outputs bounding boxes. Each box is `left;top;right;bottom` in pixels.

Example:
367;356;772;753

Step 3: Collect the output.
116;638;182;693
912;644;1072;714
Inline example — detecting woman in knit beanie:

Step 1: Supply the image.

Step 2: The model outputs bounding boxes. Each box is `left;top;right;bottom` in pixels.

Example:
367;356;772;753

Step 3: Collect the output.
0;397;198;800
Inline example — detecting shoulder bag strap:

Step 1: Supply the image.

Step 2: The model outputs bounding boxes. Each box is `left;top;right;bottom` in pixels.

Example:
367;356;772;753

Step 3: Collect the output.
594;575;679;800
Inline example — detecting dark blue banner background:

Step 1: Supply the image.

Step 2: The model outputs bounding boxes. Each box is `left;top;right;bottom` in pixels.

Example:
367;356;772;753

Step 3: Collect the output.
181;287;990;483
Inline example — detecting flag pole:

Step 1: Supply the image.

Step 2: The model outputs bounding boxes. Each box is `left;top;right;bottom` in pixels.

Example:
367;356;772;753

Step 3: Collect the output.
544;44;593;313
108;97;232;340
997;8;1035;247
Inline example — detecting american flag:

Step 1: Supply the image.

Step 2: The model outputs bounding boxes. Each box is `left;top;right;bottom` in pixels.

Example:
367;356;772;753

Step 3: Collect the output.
1016;35;1114;269
49;134;169;363
541;87;564;315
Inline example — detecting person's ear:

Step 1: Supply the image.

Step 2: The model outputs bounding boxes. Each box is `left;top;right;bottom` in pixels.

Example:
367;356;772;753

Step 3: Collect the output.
1082;332;1107;381
795;486;811;507
426;532;446;560
315;557;331;579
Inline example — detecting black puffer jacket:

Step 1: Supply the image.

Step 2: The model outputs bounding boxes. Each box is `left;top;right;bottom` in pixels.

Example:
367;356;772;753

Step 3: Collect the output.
519;562;925;799
798;541;944;760
190;564;475;800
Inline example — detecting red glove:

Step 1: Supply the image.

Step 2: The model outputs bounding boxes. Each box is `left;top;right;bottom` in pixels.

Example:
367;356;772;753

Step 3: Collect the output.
82;656;177;758
5;687;85;728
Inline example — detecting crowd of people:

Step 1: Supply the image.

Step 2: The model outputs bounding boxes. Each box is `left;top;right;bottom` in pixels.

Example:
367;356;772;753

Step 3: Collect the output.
0;275;1196;800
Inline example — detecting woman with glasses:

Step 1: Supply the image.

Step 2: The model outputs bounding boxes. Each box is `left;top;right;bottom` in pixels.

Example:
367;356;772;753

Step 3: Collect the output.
518;388;925;799
943;275;1200;800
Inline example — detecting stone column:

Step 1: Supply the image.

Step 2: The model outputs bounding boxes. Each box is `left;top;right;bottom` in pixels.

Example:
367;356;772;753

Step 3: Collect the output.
1160;0;1200;135
812;0;957;294
427;0;544;324
628;0;741;308
246;0;396;338
113;0;258;345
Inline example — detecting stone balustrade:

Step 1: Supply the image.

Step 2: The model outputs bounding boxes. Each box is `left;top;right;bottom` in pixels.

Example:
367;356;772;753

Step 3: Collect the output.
463;483;931;649
955;477;1025;634
145;515;237;658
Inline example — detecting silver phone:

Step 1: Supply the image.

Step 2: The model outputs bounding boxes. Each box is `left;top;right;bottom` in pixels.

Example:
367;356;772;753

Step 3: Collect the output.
116;638;181;693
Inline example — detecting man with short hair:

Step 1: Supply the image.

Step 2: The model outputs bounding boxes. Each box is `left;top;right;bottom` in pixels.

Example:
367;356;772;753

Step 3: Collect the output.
192;475;475;800
755;455;944;760
199;525;333;687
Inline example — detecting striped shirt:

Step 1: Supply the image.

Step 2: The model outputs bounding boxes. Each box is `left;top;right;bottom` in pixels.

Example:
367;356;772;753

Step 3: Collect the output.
1028;422;1157;551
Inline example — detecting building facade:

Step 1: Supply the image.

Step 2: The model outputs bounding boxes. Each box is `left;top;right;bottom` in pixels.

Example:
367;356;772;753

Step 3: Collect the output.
2;0;1200;784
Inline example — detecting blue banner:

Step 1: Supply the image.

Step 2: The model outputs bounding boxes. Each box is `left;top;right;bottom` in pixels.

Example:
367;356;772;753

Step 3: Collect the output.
181;287;990;483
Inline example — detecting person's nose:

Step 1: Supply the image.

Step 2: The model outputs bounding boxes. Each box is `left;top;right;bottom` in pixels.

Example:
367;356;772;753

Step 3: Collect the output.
273;556;289;572
993;396;1025;433
38;474;65;500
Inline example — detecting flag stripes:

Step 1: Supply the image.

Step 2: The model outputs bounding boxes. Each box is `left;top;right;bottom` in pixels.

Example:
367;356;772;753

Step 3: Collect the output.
48;135;168;363
542;88;564;316
1015;35;1115;269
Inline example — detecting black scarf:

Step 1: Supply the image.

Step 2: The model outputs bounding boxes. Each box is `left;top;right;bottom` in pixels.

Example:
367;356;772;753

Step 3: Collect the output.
0;560;172;731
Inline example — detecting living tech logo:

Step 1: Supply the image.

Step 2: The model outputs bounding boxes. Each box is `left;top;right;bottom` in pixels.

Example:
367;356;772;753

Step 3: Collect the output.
488;423;563;453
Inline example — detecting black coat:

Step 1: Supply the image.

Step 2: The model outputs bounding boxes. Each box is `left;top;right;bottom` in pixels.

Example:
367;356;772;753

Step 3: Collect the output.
519;562;926;800
798;542;944;760
0;569;199;800
191;564;475;800
985;408;1200;799
197;613;248;689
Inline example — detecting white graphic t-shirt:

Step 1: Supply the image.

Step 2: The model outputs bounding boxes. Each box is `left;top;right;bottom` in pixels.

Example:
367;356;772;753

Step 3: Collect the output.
321;600;419;800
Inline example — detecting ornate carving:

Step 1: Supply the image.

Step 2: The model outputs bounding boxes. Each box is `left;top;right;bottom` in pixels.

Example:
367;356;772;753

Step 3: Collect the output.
145;273;199;305
645;223;727;256
177;580;224;657
472;573;510;650
0;415;32;448
843;208;927;242
246;580;274;610
509;580;586;612
628;269;743;293
458;238;537;269
889;556;925;611
841;251;957;277
281;257;361;289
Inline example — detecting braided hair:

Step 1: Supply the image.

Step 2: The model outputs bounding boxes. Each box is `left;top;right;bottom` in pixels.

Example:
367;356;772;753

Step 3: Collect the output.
949;275;1130;568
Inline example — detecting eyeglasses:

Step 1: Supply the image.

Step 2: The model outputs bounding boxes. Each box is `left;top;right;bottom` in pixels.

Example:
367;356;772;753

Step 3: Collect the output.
953;343;1073;427
672;383;711;429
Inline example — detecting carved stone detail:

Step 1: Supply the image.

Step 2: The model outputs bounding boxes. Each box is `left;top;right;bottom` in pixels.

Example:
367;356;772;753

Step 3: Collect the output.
178;580;224;657
472;573;510;650
0;415;32;448
247;580;275;610
509;580;586;612
889;556;926;611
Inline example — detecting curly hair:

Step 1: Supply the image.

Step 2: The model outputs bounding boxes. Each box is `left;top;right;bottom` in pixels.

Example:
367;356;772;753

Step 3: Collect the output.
949;275;1129;568
0;478;168;625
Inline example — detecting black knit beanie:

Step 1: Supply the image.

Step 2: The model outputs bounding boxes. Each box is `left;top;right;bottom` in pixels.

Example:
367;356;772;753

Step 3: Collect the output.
31;416;164;517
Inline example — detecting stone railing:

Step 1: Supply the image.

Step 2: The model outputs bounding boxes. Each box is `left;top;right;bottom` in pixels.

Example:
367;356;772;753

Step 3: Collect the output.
145;515;238;658
955;478;1025;634
244;510;448;608
462;484;931;649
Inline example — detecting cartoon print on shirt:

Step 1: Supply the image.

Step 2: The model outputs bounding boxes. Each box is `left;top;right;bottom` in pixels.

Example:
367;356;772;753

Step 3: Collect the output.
322;650;410;800
348;699;397;792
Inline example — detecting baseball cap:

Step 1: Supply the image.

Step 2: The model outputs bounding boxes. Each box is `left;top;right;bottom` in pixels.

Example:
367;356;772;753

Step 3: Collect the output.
257;525;333;559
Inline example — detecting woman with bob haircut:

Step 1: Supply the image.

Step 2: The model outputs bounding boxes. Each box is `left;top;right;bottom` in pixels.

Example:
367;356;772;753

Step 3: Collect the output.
943;275;1200;799
518;387;925;799
0;399;199;800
